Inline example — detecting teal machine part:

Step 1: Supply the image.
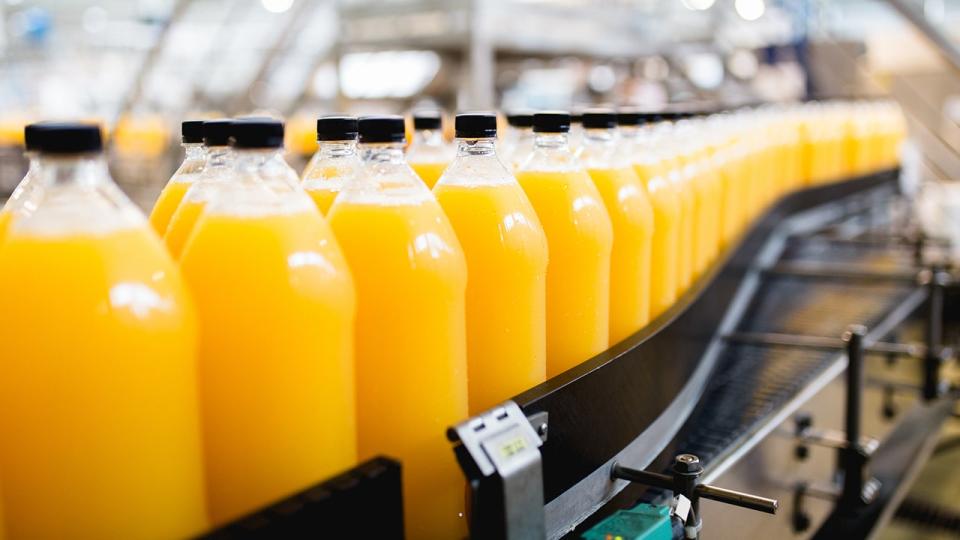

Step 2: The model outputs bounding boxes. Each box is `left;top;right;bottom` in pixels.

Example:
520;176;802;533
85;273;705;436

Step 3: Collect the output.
582;503;673;540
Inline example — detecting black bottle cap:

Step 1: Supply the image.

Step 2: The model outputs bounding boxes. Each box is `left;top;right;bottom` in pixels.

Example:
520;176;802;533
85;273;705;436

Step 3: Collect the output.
231;117;285;149
317;115;358;141
203;119;234;146
412;111;442;130
532;111;571;133
617;108;662;126
358;115;406;144
32;122;102;154
659;111;686;122
181;120;204;144
24;123;43;152
506;111;534;128
455;112;497;139
582;109;617;129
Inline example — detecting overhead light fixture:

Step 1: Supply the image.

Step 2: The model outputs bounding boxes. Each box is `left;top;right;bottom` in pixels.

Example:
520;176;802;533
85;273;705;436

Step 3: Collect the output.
681;0;716;11
261;0;294;14
735;0;765;21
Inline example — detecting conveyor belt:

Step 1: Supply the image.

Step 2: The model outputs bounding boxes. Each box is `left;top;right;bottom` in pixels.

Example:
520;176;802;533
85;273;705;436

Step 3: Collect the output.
675;244;917;467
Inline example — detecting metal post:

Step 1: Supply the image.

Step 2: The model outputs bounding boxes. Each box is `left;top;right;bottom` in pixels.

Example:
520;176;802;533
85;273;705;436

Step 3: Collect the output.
672;454;703;539
923;269;944;401
841;324;866;508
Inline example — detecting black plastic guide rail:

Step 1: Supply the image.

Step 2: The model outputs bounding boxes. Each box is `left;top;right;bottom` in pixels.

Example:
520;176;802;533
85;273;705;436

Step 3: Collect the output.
197;457;403;539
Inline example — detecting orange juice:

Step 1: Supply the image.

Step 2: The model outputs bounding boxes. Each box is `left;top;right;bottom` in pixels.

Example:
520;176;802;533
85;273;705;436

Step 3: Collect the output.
588;166;654;342
516;167;613;376
0;125;206;539
434;118;548;413
410;161;448;188
180;204;356;526
304;185;338;213
149;123;206;235
690;152;722;276
164;144;233;260
669;161;695;295
579;110;655;343
629;125;681;321
166;198;207;260
330;115;467;539
301;118;361;215
408;112;452;189
151;180;193;235
644;171;682;319
181;117;357;526
0;227;208;539
0;210;10;241
330;196;467;537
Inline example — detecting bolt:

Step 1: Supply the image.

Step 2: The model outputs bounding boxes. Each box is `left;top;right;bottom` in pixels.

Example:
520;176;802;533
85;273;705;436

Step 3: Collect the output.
674;454;703;473
537;423;548;438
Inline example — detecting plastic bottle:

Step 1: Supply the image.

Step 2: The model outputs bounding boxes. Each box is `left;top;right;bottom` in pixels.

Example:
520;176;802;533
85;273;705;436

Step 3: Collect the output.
578;109;655;344
657;115;696;296
327;115;468;539
516;111;613;377
504;110;535;170
407;110;452;188
433;112;548;414
0;123;208;539
301;115;361;214
178;117;357;526
0;122;44;242
164;119;234;260
149;120;206;235
568;110;584;152
621;110;681;319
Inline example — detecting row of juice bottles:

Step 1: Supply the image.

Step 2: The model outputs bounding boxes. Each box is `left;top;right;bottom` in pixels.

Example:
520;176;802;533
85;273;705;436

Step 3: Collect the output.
0;99;904;540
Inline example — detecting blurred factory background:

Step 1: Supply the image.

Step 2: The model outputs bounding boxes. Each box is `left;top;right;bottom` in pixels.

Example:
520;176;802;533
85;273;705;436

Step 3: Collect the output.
1;0;959;207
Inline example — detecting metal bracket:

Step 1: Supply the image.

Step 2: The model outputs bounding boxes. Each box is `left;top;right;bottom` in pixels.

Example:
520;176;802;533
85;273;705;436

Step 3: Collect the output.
612;454;778;540
448;401;546;540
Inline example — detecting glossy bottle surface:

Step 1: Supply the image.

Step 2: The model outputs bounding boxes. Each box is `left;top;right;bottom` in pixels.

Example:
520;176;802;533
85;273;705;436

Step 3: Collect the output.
434;137;548;413
328;139;468;539
164;145;233;259
178;147;357;526
516;131;613;377
580;126;654;344
0;153;208;539
149;143;206;235
629;128;680;320
301;139;361;214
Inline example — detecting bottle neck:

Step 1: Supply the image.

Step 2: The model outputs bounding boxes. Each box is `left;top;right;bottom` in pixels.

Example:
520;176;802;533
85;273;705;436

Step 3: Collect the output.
413;129;444;147
360;142;406;164
183;143;206;161
455;137;497;157
37;152;108;188
533;131;571;151
582;128;617;147
233;147;284;172
579;127;621;168
319;139;358;160
205;145;233;167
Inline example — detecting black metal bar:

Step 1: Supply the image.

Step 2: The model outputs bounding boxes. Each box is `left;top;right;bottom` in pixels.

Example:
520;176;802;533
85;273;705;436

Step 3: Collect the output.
723;331;925;358
610;463;672;491
802;232;950;248
696;484;778;515
924;270;945;401
764;261;920;284
840;325;867;508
